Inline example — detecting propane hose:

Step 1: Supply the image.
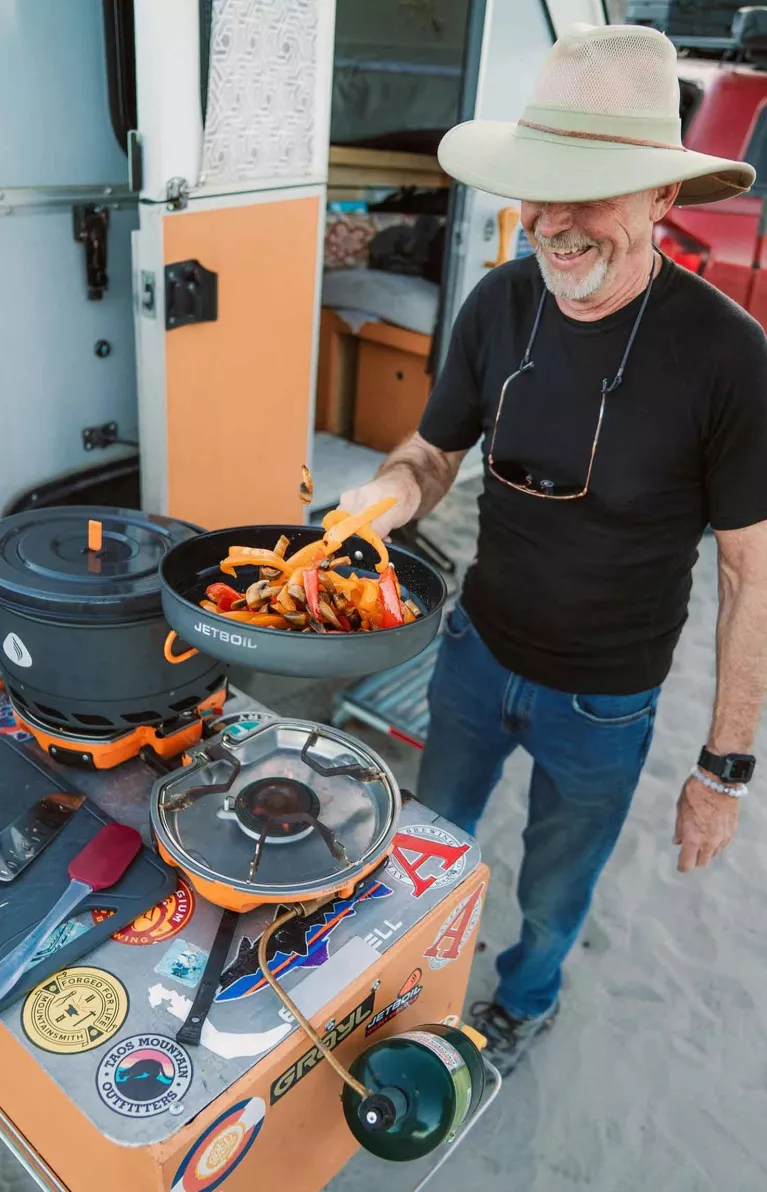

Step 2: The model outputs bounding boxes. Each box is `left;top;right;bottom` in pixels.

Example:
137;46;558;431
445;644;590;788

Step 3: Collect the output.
257;906;371;1100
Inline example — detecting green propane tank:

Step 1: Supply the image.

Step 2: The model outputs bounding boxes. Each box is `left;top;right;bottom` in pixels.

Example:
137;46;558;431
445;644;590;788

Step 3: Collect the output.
342;1023;486;1162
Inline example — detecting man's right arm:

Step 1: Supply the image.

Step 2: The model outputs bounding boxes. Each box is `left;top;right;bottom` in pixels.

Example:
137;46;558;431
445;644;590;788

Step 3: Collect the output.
339;432;467;538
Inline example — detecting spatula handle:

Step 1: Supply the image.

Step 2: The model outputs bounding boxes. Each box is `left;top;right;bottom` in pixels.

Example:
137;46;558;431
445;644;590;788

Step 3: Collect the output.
0;878;91;1003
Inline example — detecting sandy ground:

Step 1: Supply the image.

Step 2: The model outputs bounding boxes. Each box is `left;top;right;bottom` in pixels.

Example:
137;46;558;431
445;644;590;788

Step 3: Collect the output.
2;481;766;1192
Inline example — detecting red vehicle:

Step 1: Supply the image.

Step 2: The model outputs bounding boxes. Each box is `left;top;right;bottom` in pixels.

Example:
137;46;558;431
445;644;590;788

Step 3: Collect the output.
655;53;767;325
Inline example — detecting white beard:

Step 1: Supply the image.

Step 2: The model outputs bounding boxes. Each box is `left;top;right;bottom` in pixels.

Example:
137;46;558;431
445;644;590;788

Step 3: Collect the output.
535;248;611;301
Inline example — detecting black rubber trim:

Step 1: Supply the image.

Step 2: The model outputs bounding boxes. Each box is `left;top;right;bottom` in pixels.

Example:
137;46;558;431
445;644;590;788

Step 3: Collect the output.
103;0;137;154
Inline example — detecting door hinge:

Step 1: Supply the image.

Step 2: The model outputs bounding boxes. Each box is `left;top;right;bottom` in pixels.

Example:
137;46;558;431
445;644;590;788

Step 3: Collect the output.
164;259;218;330
166;177;190;211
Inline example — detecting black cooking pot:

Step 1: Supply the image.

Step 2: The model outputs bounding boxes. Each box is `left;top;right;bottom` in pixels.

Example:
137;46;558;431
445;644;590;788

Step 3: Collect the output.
0;507;227;733
160;525;446;678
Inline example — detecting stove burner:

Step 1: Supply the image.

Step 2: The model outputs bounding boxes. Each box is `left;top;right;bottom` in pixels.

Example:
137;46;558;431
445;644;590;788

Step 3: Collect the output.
230;778;320;843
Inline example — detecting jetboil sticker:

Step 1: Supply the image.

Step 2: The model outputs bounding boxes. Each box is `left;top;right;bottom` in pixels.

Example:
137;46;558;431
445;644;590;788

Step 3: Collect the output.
365;969;423;1037
270;991;375;1104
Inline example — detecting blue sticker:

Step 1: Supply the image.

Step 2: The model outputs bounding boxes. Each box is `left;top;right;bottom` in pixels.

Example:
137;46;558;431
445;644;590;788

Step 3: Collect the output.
154;939;209;989
215;877;392;1004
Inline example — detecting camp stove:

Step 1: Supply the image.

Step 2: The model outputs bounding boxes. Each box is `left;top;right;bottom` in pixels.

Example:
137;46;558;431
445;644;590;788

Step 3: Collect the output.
8;688;226;771
151;718;401;913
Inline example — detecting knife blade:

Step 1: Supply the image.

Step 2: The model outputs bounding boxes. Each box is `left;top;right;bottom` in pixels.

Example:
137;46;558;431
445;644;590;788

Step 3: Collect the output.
0;792;85;882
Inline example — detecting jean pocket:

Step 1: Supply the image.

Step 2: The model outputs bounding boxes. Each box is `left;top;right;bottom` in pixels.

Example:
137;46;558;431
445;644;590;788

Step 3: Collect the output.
443;599;473;641
571;688;659;727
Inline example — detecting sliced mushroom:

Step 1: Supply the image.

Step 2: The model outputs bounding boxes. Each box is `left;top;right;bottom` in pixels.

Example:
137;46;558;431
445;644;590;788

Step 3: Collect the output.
246;580;281;610
299;465;314;505
283;611;310;628
318;599;343;630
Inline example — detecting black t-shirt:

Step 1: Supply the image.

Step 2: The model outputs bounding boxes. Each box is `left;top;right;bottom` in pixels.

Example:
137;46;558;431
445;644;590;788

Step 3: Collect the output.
419;254;767;694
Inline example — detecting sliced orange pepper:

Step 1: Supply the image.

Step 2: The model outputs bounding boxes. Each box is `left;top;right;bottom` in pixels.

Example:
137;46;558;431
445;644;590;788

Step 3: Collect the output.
220;548;292;577
248;613;290;629
283;539;329;572
322;498;396;554
322;509;347;531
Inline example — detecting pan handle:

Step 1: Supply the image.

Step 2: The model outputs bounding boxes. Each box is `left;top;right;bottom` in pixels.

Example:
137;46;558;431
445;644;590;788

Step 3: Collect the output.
164;631;198;665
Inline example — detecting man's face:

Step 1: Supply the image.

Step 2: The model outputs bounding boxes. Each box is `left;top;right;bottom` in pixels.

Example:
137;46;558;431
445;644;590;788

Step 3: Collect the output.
521;190;667;302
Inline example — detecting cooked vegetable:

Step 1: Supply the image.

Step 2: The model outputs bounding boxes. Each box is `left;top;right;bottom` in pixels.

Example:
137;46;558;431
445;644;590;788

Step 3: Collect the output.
378;565;404;628
199;487;421;635
206;583;244;612
299;465;314;505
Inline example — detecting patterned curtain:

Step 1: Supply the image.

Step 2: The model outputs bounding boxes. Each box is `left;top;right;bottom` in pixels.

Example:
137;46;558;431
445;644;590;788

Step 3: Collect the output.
202;0;319;186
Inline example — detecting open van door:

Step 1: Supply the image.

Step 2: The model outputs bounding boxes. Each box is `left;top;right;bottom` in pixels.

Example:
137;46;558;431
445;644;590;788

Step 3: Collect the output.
133;0;335;529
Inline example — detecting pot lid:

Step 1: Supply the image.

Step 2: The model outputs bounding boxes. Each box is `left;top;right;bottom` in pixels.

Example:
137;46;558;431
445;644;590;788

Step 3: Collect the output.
151;720;401;902
0;507;200;620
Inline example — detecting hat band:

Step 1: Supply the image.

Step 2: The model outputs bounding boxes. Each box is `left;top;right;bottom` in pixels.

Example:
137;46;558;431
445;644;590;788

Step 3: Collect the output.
518;119;680;151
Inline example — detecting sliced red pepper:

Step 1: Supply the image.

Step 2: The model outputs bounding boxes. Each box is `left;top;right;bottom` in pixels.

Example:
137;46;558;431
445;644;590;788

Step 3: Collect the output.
337;613;352;632
303;568;322;622
378;565;404;628
205;582;242;612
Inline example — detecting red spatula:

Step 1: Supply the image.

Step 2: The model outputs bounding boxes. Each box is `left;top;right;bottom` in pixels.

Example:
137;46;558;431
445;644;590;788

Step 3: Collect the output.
0;823;141;1002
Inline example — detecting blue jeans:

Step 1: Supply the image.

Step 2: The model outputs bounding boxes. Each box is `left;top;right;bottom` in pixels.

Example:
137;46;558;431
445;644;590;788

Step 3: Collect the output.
418;601;659;1020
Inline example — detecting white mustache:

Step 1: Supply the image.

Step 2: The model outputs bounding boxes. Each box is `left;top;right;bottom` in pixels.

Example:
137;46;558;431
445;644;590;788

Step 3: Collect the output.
534;230;599;253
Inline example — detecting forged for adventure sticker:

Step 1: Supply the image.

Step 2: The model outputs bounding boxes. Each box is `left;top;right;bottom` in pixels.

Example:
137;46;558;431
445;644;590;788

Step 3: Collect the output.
97;1033;192;1118
365;969;423;1036
170;1097;266;1192
386;823;471;898
270;991;375;1104
92;877;195;946
22;967;129;1055
423;882;485;971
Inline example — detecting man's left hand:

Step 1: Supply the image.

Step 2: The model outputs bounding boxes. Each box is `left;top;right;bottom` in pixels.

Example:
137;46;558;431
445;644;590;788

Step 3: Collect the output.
674;775;740;872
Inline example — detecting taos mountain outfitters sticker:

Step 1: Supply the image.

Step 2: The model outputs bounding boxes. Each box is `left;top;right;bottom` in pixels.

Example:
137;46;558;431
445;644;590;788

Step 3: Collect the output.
22;967;129;1054
97;1033;192;1118
92;877;195;945
170;1097;266;1192
386;823;471;898
366;969;423;1036
423;882;485;971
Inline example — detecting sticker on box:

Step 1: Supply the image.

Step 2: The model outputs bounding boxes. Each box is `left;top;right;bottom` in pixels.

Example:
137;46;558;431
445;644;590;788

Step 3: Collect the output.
154;939;209;989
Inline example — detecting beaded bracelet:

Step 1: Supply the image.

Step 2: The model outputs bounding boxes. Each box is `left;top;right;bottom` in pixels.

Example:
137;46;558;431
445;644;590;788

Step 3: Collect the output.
690;764;748;798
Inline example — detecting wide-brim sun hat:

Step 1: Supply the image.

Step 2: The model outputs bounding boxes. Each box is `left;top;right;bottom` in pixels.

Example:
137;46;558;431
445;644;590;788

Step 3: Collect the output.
438;23;755;206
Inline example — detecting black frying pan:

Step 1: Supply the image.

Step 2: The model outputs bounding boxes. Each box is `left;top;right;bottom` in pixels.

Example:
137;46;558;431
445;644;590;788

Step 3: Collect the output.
159;525;446;679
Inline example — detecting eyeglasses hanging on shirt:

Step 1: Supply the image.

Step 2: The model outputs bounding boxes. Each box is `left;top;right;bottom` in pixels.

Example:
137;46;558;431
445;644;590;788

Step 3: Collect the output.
488;251;659;500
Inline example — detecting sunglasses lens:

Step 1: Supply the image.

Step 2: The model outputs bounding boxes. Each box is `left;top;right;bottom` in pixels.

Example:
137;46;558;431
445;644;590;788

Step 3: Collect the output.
490;459;581;497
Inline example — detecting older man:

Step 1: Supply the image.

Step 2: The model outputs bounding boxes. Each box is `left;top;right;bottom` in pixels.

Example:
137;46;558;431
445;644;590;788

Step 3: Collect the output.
341;23;767;1074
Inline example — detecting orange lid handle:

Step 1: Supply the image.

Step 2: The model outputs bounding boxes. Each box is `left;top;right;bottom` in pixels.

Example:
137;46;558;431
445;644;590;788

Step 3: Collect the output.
88;519;103;552
164;630;198;665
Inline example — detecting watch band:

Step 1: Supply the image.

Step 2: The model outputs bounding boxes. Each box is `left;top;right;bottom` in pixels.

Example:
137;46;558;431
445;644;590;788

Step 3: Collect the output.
690;765;748;798
697;747;755;783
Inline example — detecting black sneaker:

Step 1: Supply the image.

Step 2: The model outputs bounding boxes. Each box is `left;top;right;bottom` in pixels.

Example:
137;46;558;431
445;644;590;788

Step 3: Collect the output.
470;999;560;1077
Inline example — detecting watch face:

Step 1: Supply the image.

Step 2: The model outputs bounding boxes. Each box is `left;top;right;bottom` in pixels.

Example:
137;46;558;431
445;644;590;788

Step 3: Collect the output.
723;756;755;783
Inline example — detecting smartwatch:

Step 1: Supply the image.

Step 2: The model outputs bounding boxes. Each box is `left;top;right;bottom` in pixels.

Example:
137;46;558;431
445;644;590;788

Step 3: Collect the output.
697;747;756;785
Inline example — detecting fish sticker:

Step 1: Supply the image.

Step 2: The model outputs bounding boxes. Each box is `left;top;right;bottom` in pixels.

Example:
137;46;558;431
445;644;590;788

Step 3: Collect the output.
214;878;392;1004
